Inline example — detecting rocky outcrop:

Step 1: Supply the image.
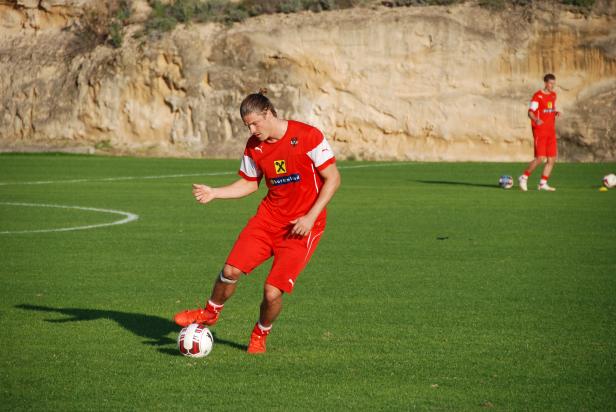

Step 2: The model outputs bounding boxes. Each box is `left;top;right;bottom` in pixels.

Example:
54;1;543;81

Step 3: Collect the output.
1;0;615;161
0;0;91;32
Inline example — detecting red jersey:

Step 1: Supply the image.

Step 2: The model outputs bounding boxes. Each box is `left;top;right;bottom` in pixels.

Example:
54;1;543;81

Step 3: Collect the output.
529;90;557;133
238;120;336;226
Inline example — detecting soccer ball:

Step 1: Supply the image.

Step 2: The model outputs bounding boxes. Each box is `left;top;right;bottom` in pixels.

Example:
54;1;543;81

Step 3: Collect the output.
603;173;616;189
499;175;514;189
177;323;214;358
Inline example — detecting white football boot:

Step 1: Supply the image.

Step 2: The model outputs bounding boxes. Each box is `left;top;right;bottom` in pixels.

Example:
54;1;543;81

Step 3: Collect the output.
538;182;556;191
518;175;528;192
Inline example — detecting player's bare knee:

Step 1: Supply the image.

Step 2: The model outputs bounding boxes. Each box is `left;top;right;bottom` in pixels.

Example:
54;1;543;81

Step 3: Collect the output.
221;264;242;283
263;285;283;304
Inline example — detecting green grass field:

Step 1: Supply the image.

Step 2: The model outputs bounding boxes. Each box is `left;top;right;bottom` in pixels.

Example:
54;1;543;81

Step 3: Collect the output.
1;154;615;411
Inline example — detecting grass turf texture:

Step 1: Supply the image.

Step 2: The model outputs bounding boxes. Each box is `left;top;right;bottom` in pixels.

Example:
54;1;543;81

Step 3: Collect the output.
0;154;615;410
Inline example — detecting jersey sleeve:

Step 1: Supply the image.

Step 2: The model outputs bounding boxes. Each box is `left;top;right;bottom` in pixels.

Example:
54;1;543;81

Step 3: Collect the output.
306;129;336;171
529;93;539;113
238;147;262;182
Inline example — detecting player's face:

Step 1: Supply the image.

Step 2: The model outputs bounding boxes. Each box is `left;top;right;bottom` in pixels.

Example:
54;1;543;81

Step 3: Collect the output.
545;79;556;92
243;111;271;141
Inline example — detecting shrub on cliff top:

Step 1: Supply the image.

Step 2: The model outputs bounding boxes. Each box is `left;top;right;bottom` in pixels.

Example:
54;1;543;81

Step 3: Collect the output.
477;0;594;11
560;0;595;10
144;0;369;33
381;0;459;6
478;0;505;10
79;0;130;49
142;0;598;35
145;0;244;29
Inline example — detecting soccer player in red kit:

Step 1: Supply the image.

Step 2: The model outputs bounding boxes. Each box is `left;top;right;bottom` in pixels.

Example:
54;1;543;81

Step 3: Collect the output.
174;90;341;354
519;73;561;191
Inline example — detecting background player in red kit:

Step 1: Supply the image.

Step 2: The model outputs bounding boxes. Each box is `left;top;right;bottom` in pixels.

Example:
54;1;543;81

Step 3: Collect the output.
174;90;341;354
519;73;561;191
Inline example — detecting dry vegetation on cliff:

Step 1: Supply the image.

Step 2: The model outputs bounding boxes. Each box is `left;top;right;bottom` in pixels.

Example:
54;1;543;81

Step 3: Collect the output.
139;0;598;36
79;0;132;48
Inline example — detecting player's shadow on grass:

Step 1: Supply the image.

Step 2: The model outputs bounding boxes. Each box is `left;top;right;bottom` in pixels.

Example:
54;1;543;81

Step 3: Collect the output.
415;180;497;188
15;304;247;354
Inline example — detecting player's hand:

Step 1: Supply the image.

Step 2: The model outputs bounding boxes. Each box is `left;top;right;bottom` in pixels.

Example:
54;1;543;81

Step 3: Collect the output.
555;111;561;117
289;215;315;237
192;184;216;204
535;119;544;126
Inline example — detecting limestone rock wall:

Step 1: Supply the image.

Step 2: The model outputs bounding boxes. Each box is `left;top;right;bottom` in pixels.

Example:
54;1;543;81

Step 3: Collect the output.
1;0;615;161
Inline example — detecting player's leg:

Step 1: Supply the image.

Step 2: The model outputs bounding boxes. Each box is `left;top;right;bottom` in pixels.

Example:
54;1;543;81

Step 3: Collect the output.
247;284;283;354
542;156;556;177
538;157;556;191
519;157;542;191
174;217;273;327
209;264;243;304
538;136;557;191
173;266;242;327
519;133;546;191
259;284;284;327
247;221;326;354
524;157;544;176
176;264;244;327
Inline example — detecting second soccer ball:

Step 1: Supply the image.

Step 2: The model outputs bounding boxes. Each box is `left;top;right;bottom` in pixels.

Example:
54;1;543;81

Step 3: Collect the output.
603;173;616;189
499;175;514;189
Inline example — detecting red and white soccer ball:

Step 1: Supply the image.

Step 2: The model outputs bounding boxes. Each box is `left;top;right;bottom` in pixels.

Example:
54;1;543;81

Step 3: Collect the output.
603;174;616;189
177;323;214;358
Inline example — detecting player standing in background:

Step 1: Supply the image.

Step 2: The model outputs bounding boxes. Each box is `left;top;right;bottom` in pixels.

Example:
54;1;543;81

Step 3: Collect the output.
174;89;341;354
519;73;561;191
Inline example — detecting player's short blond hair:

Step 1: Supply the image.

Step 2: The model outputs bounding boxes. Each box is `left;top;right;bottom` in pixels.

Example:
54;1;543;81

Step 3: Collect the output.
240;88;277;119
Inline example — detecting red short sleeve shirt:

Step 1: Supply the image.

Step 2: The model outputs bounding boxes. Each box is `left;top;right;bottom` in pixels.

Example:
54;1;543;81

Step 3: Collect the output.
238;120;335;226
529;90;557;134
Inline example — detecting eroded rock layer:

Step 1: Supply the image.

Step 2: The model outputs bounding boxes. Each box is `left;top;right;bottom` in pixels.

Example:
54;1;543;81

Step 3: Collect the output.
1;0;615;160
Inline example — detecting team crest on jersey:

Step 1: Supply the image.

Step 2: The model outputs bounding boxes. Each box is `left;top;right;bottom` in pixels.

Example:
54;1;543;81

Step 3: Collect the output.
274;160;287;174
291;137;298;146
547;102;553;109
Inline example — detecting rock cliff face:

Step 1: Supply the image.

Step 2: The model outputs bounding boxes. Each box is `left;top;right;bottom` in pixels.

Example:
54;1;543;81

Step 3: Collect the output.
1;0;615;161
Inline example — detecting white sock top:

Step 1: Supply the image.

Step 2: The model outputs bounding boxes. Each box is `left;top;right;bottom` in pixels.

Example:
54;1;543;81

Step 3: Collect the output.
207;300;224;309
257;322;272;332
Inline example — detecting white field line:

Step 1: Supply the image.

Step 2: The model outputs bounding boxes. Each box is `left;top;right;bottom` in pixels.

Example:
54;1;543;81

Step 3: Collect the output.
0;163;409;186
0;163;407;234
0;171;235;186
0;202;139;234
338;163;410;170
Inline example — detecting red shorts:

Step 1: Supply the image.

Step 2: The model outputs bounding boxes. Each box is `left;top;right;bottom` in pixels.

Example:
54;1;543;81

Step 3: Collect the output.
226;215;326;293
533;130;557;157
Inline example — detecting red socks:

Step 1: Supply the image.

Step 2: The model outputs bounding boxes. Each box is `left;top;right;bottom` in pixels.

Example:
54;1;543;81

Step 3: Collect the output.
524;172;549;182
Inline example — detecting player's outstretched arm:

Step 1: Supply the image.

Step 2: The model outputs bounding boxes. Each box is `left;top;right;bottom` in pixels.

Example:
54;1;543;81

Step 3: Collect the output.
192;178;259;204
290;163;341;236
